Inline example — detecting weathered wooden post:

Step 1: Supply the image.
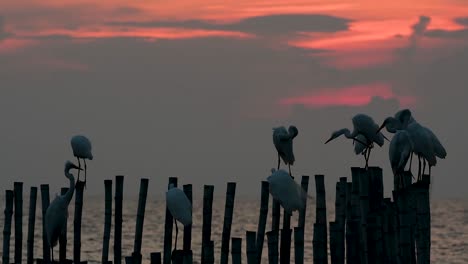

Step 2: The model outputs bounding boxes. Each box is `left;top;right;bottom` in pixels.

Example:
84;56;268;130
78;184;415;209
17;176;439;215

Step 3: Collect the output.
150;252;162;264
201;185;214;264
59;187;69;263
358;168;369;264
256;181;269;264
132;178;149;264
266;231;279;264
280;212;292;264
3;190;14;264
382;198;398;264
182;184;193;253
329;222;338;264
40;184;50;263
369;167;383;211
115;175;125;264
203;240;215;264
27;187;37;264
102;180;113;264
312;174;327;264
271;200;281;231
231;237;242;264
334;178;346;264
163;177;177;264
346;169;360;264
14;182;23;264
416;175;431;264
294;227;304;264
74;180;86;264
221;182;237;264
393;188;411;264
246;231;257;264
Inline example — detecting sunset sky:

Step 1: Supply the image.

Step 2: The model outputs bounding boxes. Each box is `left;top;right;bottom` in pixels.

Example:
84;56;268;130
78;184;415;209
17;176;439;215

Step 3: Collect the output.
1;0;467;198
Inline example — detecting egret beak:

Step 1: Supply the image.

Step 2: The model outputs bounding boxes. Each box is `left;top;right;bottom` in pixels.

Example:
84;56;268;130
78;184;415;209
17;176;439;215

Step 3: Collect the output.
325;137;333;144
382;134;390;141
376;123;385;134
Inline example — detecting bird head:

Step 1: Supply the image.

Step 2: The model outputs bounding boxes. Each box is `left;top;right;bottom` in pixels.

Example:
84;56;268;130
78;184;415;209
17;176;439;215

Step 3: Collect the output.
64;160;82;175
377;117;395;134
288;126;299;139
325;130;342;144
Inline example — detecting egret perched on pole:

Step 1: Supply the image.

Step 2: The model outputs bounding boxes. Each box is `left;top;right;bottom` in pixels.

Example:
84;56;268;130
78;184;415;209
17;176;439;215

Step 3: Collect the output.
389;130;413;188
45;161;82;263
325;113;387;168
272;125;298;177
71;135;93;186
166;184;192;251
378;109;446;180
267;168;307;214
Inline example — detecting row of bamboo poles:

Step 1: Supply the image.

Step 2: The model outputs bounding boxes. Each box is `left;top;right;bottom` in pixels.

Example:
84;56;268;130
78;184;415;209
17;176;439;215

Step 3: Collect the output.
2;166;431;264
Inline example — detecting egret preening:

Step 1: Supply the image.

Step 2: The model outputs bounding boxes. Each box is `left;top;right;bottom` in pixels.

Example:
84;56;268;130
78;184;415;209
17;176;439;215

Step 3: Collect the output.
389;130;413;188
166;184;192;251
71;135;93;186
273;126;298;177
325;114;387;169
378;109;446;180
267;168;307;214
45;161;82;262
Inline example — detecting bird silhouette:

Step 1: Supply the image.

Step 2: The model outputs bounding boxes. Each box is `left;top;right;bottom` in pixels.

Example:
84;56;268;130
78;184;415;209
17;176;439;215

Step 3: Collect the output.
71;135;93;186
389;130;413;188
273;126;298;177
267;168;307;214
166;183;192;251
45;161;81;263
325;113;387;168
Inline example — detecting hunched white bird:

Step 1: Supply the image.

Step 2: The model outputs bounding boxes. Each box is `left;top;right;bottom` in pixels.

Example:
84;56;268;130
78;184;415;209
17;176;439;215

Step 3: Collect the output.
71;135;93;185
267;168;307;214
325;113;387;168
272;126;298;176
45;161;82;262
389;130;413;188
166;184;192;251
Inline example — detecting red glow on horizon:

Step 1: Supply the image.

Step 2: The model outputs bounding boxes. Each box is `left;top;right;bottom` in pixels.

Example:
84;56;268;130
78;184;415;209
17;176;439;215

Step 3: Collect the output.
279;83;416;108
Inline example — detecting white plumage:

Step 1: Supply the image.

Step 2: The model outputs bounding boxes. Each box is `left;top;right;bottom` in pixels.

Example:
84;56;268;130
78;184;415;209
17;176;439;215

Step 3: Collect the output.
267;168;306;214
71;135;93;184
166;184;192;250
389;130;413;188
272;125;298;176
45;161;81;262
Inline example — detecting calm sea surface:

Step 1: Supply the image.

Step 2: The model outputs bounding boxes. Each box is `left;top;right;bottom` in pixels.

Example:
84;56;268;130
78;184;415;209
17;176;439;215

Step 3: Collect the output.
0;196;466;264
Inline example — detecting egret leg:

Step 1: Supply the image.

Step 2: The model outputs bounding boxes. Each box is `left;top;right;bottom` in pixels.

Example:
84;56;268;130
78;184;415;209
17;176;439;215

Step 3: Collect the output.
277;154;280;170
51;246;54;263
288;164;294;179
408;152;413;172
174;218;179;250
422;159;426;181
84;159;87;188
429;166;432;177
418;155;421;181
76;158;81;182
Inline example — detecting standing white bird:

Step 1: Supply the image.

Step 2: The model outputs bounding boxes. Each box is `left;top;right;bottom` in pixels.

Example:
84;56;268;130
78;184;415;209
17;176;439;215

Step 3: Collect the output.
272;126;298;177
71;135;93;186
45;161;82;263
378;109;446;180
166;184;192;251
389;130;413;188
325;114;387;168
267;168;307;214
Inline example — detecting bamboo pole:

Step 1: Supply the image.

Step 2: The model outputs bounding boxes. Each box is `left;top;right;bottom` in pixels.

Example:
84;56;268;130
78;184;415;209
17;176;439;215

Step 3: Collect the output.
416;175;430;264
40;184;50;263
246;231;257;264
266;231;279;264
163;177;177;264
114;175;125;264
133;178;149;263
298;176;310;228
27;187;37;264
183;184;193;252
294;227;304;264
256;181;269;264
313;174;327;264
150;252;161;264
346;169;361;264
231;237;242;264
329;222;338;264
102;180;113;264
358;168;369;264
14;182;23;264
201;185;214;264
203;240;215;264
368;167;383;211
74;180;85;264
335;178;346;264
271;200;281;231
3;190;14;264
393;189;411;264
221;182;237;264
59;187;69;263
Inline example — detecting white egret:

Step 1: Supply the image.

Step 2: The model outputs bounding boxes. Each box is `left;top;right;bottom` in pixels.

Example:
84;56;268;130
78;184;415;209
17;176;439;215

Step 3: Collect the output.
378;109;446;180
272;126;298;176
325;114;387;168
389;130;413;188
71;135;93;185
45;161;82;262
267;168;307;214
166;184;192;251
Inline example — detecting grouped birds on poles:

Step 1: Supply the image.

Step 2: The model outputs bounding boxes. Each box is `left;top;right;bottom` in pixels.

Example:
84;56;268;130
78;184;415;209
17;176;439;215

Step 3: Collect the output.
45;161;82;262
325;113;387;169
272;125;298;177
71;135;93;186
166;183;192;252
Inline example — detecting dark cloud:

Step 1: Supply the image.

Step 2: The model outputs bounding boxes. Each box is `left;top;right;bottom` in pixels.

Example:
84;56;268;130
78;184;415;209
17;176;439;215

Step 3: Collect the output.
425;28;468;39
0;16;13;40
107;14;351;35
395;15;431;58
454;17;468;27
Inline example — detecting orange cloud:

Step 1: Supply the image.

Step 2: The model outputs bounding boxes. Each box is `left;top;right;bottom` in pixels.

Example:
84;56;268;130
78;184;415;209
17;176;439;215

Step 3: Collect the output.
279;83;416;108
